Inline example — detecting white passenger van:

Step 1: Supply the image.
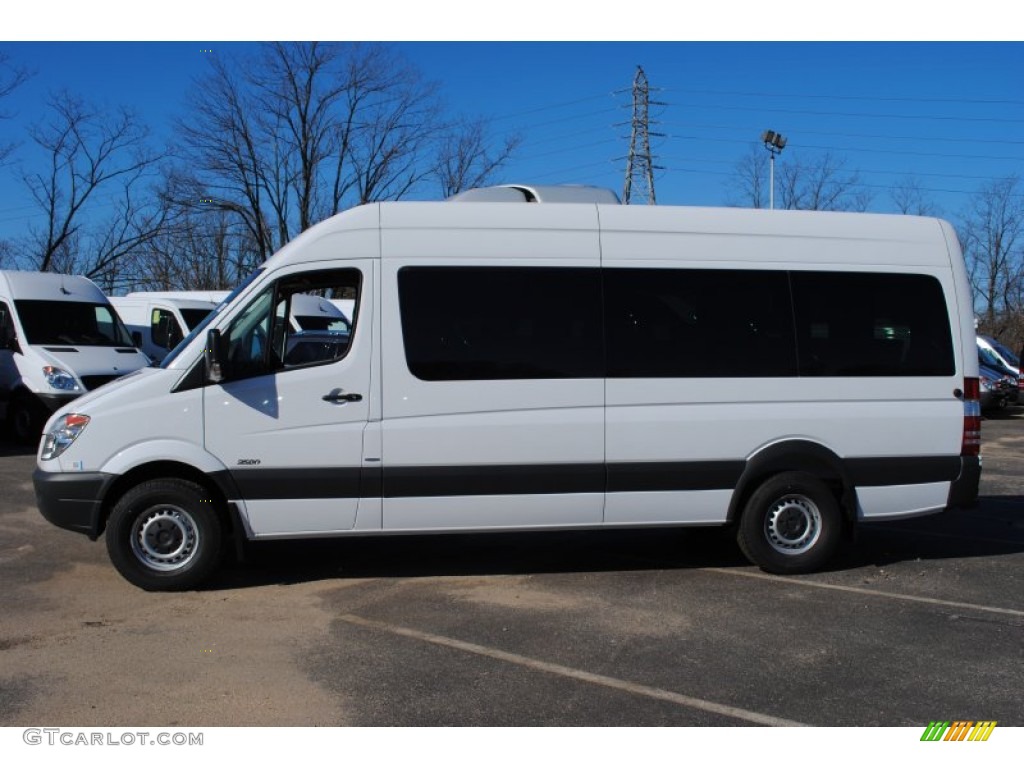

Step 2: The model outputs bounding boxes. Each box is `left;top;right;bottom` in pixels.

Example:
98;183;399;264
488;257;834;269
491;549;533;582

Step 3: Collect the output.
109;294;218;363
33;186;982;590
0;270;150;442
289;292;351;332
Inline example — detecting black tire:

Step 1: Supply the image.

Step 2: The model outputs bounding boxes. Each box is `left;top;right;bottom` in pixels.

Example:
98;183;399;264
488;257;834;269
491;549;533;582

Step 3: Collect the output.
8;394;47;445
106;478;223;591
736;472;843;574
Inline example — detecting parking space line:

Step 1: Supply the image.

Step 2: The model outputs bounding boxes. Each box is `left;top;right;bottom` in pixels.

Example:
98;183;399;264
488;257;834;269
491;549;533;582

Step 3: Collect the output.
703;568;1024;617
338;613;807;727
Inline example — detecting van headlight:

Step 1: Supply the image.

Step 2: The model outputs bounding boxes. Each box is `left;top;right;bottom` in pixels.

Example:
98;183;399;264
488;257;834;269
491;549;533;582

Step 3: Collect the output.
43;366;81;392
40;414;90;460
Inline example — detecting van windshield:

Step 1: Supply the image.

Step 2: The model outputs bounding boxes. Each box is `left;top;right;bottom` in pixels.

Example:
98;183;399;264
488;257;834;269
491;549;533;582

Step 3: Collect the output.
160;270;264;368
987;338;1020;368
15;300;134;347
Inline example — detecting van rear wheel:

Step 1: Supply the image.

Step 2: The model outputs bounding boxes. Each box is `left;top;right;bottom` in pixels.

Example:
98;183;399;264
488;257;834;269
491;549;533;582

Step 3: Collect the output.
106;479;223;591
737;472;842;574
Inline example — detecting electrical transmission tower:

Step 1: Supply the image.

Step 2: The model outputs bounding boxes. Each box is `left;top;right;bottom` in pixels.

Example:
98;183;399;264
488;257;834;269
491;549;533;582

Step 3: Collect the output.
622;66;663;205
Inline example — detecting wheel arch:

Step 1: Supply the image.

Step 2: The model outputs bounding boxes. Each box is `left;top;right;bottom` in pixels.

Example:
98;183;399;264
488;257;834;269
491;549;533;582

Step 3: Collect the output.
727;440;857;526
98;460;242;542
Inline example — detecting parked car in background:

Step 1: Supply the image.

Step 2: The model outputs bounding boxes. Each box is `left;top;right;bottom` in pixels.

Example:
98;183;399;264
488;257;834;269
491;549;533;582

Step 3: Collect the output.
978;335;1020;374
978;335;1021;403
978;346;1019;406
979;364;1014;411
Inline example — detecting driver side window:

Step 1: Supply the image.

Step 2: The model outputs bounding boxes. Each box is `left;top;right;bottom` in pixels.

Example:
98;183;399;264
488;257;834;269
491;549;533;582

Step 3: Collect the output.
222;268;360;381
224;288;274;379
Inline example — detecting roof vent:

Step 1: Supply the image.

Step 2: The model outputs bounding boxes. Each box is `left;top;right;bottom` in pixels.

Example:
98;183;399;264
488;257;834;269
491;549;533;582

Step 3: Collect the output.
448;184;620;204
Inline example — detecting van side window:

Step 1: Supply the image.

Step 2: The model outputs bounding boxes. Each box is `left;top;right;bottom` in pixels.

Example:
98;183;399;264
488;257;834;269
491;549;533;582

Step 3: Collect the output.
151;308;184;350
222;268;360;380
398;267;603;381
791;272;954;376
605;269;797;378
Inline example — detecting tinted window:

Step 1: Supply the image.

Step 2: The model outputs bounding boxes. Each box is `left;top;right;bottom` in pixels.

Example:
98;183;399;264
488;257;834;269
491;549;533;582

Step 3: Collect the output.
605;269;797;378
399;267;603;380
791;272;954;376
180;308;214;331
15;301;134;346
221;269;360;381
151;308;184;349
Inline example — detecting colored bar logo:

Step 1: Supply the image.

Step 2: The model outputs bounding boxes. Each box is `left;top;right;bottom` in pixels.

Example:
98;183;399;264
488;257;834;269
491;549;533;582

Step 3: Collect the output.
920;721;997;741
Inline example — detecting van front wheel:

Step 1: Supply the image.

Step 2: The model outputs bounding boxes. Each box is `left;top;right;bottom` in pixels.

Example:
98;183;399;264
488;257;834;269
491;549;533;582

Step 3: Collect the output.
106;479;223;591
9;395;46;445
737;472;842;574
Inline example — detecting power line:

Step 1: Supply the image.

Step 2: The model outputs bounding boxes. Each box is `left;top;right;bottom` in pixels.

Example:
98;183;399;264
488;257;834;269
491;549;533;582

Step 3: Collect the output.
657;153;1019;183
661;133;1024;163
485;92;617;123
659;120;1024;147
666;101;1024;125
660;86;1024;108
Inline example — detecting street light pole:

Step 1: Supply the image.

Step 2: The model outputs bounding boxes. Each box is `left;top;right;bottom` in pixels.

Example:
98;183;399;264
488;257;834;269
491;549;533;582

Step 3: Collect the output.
761;130;787;210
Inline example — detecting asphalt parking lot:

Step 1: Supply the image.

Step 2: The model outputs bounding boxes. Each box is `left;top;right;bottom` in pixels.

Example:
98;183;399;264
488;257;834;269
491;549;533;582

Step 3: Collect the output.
1;410;1022;727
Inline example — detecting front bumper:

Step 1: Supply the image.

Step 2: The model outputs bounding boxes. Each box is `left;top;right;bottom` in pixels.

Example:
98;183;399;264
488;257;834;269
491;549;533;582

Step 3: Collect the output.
33;469;116;540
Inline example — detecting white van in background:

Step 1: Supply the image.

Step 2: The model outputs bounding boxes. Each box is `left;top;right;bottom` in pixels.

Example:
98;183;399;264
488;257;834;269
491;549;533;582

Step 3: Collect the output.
109;294;218;363
127;290;230;304
290;293;351;332
33;186;981;590
0;270;150;442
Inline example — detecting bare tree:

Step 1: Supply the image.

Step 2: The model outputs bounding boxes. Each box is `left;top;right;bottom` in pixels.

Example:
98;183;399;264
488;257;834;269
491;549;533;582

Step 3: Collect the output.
175;59;276;262
169;42;517;280
18;91;166;285
891;175;939;217
726;146;769;209
175;43;445;263
727;148;868;211
435;117;520;198
0;50;33;167
129;204;257;292
960;176;1024;331
777;152;871;212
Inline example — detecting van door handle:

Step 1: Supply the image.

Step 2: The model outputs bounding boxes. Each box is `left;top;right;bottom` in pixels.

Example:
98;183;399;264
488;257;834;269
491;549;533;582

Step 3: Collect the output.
322;391;362;403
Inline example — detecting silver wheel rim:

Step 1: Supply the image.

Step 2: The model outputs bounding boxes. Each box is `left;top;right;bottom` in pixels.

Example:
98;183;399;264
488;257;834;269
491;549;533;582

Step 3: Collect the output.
129;505;199;572
764;494;822;555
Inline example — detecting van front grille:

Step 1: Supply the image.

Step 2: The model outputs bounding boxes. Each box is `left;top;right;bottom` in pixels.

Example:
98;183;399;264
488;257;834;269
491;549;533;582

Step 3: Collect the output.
81;374;122;391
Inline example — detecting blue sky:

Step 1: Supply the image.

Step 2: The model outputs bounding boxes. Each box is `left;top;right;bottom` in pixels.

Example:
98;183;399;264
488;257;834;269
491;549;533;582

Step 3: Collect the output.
2;10;1022;242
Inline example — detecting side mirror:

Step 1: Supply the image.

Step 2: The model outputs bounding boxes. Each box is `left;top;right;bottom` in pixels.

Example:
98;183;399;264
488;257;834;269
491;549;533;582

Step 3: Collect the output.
204;328;226;384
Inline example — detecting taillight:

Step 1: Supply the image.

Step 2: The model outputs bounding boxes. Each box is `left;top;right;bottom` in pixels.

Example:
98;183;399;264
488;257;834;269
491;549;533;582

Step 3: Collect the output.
961;377;981;457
